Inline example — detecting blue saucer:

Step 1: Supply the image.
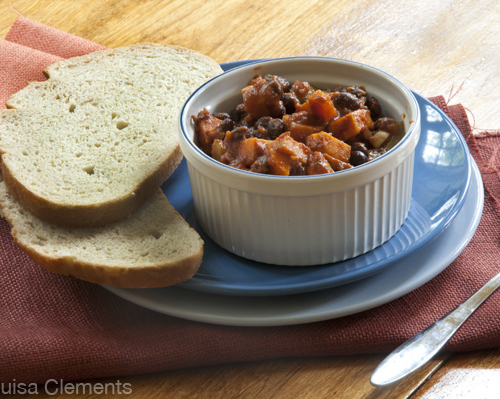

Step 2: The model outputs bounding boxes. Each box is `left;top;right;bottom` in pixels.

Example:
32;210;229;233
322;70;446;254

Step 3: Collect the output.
161;61;471;296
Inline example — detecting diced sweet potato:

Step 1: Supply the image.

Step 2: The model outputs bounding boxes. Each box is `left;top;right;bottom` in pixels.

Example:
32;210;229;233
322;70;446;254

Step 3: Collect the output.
327;109;374;142
286;122;324;143
242;75;286;119
283;112;326;143
192;108;226;154
221;130;267;169
242;85;270;120
306;152;334;175
272;133;311;160
324;153;353;172
266;149;294;175
305;132;351;163
295;101;312;114
308;90;338;122
236;137;265;167
219;131;313;175
265;133;311;175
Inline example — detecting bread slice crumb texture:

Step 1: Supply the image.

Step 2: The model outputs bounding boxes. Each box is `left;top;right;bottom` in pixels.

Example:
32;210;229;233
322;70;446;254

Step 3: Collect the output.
0;43;222;227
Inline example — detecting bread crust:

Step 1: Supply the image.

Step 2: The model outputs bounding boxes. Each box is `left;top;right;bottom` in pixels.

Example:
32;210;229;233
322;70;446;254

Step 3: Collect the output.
0;183;205;288
14;234;203;288
42;42;222;77
0;145;183;228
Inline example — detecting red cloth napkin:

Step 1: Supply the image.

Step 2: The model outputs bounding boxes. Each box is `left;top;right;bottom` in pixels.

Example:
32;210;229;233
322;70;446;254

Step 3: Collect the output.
1;17;500;385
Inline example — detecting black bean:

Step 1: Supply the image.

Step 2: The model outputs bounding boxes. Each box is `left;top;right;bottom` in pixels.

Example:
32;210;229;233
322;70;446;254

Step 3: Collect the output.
365;96;382;120
333;92;362;113
350;150;368;166
281;93;297;114
351;142;369;155
252;117;285;140
229;103;247;123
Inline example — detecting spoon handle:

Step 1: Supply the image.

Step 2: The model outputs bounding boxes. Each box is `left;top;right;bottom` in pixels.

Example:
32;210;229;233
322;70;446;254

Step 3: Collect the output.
370;271;500;387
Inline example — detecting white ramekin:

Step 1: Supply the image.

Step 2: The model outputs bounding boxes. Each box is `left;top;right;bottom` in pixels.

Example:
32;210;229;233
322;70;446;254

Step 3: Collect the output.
179;57;421;266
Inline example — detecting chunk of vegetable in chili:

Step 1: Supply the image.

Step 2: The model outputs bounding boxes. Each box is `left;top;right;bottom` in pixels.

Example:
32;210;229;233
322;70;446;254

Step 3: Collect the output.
305;132;351;163
308;90;338;122
191;74;403;175
327;109;374;142
283;111;325;143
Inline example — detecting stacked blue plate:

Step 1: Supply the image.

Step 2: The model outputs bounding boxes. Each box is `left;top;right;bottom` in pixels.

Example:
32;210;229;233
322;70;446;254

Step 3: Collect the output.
103;61;483;326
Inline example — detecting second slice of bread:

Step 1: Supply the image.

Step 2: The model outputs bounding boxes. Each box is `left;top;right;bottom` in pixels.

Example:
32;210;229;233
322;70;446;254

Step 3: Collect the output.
0;180;204;288
1;43;223;228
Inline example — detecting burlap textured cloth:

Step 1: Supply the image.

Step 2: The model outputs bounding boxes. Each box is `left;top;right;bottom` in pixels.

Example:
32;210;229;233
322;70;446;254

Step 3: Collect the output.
1;17;500;384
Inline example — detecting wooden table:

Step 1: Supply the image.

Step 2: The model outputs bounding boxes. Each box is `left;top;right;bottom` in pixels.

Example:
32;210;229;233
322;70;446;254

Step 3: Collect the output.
2;0;500;397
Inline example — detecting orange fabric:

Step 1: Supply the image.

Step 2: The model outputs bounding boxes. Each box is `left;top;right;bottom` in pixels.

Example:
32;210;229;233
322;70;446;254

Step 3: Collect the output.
1;17;500;384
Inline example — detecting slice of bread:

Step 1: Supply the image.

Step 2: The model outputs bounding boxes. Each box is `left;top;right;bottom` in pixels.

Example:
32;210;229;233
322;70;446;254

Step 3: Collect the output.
1;43;222;228
0;180;203;288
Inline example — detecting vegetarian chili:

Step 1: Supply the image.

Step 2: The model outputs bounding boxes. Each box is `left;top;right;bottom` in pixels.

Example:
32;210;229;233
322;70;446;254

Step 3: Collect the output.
192;74;403;176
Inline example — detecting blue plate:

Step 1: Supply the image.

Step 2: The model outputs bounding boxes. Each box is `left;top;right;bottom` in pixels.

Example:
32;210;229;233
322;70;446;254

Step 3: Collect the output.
105;157;482;326
162;61;471;296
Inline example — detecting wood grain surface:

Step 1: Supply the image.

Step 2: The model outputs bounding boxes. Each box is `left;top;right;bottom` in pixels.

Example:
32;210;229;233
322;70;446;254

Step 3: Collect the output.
1;0;499;398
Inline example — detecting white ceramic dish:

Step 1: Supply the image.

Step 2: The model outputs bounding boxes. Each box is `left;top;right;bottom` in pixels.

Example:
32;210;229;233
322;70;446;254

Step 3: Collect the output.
155;94;471;297
103;155;483;326
179;57;421;266
174;90;470;296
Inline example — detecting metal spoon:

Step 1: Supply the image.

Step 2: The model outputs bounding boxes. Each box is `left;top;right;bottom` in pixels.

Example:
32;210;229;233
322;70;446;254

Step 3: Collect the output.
370;270;500;386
